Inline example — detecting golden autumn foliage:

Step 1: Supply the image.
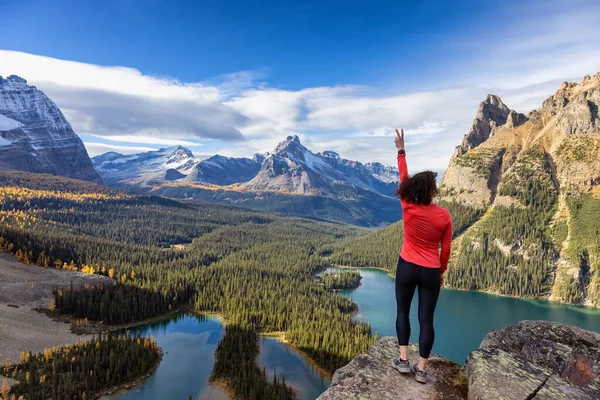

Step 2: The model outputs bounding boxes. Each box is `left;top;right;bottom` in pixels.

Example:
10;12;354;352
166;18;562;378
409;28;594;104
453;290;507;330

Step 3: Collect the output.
1;335;160;400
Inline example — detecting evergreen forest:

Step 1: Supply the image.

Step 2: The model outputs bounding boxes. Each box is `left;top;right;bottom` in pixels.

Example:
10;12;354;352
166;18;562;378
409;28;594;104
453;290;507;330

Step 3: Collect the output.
0;172;375;399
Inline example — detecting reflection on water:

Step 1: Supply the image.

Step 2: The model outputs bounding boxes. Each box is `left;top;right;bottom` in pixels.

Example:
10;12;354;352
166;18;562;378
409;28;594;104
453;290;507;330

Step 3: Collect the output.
329;267;600;364
102;313;225;400
102;313;330;399
258;337;330;400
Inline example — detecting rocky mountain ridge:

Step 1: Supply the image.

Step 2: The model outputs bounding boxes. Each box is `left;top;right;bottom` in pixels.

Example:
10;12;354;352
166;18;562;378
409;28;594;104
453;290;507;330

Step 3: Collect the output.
241;135;398;196
93;135;401;227
93;135;398;198
441;71;600;306
0;75;100;182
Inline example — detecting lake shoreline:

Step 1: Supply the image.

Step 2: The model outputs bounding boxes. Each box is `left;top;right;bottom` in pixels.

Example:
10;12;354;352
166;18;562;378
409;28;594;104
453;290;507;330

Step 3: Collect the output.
331;264;395;279
94;347;164;400
335;264;600;311
260;332;333;379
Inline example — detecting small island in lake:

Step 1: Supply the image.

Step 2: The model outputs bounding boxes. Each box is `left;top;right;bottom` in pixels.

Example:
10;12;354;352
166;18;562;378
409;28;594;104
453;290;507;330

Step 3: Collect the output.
321;271;362;290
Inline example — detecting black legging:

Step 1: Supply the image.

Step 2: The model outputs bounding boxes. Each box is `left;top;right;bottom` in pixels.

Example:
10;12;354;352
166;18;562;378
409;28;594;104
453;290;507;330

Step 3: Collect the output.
395;256;441;359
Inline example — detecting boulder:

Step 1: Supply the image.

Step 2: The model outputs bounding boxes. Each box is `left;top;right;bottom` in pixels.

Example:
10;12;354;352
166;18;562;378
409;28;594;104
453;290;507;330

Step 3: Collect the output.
464;320;600;399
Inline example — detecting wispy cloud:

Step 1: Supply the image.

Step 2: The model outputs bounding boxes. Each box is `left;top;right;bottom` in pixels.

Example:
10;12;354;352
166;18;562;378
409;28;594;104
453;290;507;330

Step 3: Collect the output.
87;135;201;147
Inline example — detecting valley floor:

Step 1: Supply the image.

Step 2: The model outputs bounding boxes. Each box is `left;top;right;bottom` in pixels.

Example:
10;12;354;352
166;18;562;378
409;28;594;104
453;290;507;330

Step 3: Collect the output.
0;253;113;363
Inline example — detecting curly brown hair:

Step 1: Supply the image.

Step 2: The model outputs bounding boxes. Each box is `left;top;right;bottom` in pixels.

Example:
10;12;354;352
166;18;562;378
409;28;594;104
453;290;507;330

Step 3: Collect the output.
395;171;439;205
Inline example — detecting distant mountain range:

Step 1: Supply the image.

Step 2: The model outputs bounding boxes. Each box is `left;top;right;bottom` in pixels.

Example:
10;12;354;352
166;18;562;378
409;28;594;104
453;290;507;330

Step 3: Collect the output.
92;135;398;197
0;75;100;182
92;135;401;226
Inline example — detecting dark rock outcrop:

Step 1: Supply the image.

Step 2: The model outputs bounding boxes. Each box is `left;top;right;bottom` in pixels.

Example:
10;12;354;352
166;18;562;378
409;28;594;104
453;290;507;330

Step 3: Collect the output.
165;168;186;181
464;320;600;399
321;321;600;399
0;75;101;183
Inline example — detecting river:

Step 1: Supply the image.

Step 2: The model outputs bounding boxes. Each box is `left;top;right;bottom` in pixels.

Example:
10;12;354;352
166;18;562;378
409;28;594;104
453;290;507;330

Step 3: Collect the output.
105;268;600;399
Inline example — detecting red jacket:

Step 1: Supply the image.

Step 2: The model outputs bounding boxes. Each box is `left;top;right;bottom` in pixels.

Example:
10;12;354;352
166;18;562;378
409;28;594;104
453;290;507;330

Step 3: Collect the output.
397;152;452;273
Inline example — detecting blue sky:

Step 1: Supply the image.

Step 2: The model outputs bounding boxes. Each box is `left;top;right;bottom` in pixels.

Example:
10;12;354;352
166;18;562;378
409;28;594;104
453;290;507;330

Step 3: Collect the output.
1;0;599;171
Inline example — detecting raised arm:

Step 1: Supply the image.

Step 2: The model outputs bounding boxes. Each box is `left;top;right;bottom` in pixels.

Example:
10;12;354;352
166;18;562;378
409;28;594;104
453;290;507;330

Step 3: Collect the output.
395;128;409;182
440;215;453;275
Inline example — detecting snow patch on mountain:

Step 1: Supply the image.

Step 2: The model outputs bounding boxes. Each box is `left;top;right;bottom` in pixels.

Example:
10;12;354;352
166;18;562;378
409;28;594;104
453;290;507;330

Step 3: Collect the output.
0;114;22;131
92;145;198;186
365;162;399;183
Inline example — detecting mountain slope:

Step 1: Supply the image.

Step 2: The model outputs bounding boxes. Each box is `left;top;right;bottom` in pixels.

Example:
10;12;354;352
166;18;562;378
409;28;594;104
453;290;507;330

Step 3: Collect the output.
330;72;600;307
0;75;100;183
185;154;264;185
92;146;197;187
147;182;402;227
444;72;600;306
241;136;397;197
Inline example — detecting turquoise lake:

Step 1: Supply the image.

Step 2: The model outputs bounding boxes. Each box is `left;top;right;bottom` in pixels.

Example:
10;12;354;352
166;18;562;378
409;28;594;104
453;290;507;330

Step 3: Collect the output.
105;268;600;399
103;314;329;400
329;267;600;364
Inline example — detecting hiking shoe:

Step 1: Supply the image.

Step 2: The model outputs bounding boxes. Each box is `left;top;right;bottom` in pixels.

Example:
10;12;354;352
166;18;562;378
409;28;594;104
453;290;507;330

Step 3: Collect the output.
411;364;428;384
391;357;411;374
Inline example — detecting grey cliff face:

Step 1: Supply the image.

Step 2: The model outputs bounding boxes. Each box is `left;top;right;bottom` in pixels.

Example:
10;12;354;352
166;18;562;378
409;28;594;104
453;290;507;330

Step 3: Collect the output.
0;75;101;183
188;154;262;185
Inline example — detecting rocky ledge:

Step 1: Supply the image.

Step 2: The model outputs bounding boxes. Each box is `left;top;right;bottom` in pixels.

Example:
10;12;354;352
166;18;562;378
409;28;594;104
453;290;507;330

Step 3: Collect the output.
317;337;466;400
318;321;600;399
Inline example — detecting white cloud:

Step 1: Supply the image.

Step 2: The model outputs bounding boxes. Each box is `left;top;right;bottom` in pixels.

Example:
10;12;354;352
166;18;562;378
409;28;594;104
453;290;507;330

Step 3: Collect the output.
89;135;201;147
0;51;246;141
83;142;156;157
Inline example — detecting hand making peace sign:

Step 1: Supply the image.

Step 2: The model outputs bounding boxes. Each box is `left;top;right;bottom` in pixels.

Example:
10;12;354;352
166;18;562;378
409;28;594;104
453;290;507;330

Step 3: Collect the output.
394;128;405;151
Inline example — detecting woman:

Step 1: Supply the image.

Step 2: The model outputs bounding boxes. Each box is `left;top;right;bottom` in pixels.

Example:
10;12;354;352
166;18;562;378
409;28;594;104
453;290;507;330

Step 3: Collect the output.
390;128;452;384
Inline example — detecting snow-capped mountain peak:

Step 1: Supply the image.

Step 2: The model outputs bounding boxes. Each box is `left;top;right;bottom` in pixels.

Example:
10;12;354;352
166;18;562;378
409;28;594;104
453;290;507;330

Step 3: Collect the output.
91;145;197;187
242;136;398;196
0;75;100;182
93;135;398;197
